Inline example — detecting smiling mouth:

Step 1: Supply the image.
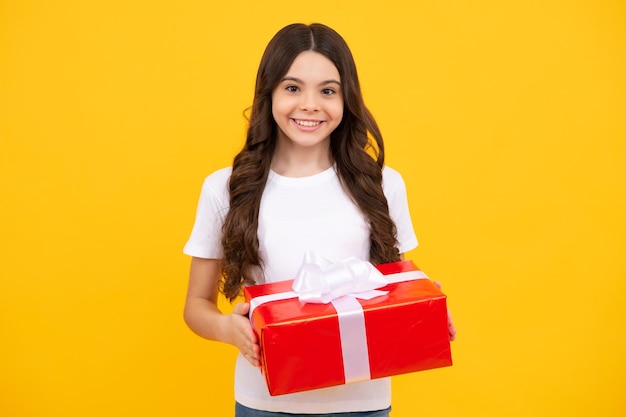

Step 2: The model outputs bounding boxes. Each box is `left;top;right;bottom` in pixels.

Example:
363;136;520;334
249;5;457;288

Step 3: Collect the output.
293;119;322;127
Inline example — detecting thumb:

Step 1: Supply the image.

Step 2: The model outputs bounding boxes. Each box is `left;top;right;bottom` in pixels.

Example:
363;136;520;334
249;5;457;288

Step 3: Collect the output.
233;302;251;316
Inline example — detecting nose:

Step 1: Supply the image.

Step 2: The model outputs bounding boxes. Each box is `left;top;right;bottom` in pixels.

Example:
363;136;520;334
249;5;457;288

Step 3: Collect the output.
299;91;320;112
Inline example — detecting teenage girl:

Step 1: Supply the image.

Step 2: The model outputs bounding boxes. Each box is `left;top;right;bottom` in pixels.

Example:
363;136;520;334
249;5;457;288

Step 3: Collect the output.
183;23;455;417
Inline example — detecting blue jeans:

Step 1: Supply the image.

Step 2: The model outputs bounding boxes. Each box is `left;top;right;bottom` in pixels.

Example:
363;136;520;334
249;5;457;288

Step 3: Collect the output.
235;403;391;417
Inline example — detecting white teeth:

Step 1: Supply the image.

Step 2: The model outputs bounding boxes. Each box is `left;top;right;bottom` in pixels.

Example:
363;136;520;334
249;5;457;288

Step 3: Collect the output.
295;120;321;127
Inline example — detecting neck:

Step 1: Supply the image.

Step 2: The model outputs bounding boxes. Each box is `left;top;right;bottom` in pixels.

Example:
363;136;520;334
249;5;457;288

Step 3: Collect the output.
271;139;333;178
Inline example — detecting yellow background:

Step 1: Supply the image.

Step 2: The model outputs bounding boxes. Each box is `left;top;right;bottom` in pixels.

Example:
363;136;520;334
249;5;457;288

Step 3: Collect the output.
1;1;624;416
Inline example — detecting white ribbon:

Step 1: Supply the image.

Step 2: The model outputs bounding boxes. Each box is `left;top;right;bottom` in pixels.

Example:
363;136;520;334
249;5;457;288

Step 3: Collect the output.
248;250;429;385
292;251;390;304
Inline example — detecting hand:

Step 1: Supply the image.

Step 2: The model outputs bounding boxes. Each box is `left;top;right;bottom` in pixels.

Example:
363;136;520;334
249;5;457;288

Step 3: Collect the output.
225;302;261;367
434;281;457;342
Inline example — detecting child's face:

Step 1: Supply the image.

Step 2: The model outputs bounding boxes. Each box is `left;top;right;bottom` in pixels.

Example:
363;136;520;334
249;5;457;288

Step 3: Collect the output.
271;51;344;153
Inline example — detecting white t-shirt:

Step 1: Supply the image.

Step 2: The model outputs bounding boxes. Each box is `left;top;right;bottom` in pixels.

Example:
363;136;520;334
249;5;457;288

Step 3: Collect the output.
184;165;418;414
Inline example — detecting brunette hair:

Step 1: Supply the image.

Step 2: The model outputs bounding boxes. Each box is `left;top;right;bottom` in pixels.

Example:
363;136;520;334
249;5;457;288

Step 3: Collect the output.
221;23;400;301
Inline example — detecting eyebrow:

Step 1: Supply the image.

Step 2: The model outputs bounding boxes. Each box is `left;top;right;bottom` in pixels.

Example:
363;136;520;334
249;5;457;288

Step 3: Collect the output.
281;76;341;86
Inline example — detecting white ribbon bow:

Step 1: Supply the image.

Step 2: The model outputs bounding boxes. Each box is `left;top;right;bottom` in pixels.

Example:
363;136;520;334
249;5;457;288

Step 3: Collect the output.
292;250;390;304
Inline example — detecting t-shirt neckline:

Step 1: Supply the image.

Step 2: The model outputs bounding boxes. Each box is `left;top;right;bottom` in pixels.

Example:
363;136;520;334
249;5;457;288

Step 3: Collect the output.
268;165;336;184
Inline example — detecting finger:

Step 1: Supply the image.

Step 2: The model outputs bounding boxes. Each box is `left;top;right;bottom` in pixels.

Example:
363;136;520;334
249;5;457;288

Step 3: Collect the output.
447;312;457;341
242;344;261;367
449;323;457;341
433;281;442;290
446;307;456;341
238;325;260;358
233;302;250;316
247;355;260;367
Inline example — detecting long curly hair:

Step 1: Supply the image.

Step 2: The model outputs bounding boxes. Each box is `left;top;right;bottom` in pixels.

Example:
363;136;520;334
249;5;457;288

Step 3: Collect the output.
221;23;400;301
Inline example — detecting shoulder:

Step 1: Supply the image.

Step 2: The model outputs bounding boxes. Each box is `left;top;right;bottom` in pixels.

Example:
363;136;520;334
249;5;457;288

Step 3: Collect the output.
198;166;232;204
204;166;232;185
382;166;406;189
202;166;232;191
382;165;402;181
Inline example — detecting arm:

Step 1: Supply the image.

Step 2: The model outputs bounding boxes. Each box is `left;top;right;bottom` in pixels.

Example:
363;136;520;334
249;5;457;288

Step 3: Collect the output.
183;257;260;366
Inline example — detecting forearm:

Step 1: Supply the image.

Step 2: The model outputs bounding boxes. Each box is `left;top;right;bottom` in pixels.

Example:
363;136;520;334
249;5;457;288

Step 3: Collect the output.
183;257;259;365
183;297;233;344
183;256;234;344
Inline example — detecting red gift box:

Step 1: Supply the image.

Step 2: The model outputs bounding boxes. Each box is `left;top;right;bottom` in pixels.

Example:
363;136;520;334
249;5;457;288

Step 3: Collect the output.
243;260;452;396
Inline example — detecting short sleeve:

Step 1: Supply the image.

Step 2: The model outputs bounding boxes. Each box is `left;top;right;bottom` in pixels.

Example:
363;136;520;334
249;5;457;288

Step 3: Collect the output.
183;167;232;259
382;166;418;254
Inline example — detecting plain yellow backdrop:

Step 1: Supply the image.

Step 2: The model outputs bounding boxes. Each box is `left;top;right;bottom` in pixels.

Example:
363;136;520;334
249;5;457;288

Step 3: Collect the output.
1;1;624;416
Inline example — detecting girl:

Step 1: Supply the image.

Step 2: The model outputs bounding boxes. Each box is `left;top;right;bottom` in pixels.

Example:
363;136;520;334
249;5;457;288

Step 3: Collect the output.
183;23;454;417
